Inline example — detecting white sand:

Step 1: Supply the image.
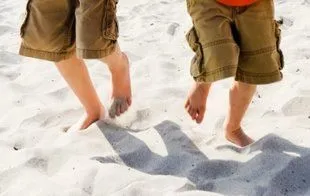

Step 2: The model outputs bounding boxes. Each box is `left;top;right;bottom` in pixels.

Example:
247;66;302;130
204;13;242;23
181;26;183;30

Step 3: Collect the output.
1;0;310;195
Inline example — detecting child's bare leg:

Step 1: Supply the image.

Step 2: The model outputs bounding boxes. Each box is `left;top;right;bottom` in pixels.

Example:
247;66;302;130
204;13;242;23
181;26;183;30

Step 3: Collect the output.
101;44;132;118
185;82;211;123
56;55;104;130
224;81;256;147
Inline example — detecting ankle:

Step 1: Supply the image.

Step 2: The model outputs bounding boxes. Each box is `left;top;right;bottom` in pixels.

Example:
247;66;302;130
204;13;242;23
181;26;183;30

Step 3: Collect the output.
195;82;211;95
224;121;241;133
86;106;104;119
86;111;100;121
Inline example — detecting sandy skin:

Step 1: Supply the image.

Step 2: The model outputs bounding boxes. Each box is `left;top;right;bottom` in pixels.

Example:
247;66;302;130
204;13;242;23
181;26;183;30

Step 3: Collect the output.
56;45;132;130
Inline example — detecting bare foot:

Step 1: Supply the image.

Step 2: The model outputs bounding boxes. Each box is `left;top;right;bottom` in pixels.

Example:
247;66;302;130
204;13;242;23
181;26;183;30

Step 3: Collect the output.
80;106;106;130
66;106;105;132
225;128;254;147
185;82;211;123
108;53;132;118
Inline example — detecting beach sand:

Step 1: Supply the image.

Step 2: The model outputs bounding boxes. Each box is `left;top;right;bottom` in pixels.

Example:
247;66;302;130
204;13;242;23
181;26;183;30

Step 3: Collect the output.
1;0;310;195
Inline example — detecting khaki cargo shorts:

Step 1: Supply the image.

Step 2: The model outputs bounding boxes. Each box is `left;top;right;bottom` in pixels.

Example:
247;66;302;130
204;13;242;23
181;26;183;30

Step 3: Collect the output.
19;0;119;62
186;0;284;84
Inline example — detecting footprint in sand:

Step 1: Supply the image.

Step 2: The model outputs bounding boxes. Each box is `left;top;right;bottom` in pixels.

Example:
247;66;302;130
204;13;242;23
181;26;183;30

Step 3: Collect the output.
25;157;48;173
282;97;310;116
167;22;180;36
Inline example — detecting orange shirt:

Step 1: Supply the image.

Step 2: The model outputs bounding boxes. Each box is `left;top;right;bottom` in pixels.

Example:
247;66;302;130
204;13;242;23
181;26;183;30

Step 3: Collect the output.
217;0;258;6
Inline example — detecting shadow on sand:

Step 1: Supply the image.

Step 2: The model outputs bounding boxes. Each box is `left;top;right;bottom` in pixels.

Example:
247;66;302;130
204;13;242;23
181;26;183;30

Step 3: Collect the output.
92;120;310;196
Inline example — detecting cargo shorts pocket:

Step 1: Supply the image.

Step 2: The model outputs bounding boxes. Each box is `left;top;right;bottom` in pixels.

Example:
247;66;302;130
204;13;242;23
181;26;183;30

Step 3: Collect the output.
102;0;119;40
20;0;32;37
275;20;284;70
186;27;205;79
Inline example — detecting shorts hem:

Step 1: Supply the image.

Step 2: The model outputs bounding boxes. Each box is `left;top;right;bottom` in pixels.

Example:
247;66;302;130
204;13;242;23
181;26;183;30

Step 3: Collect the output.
235;69;283;85
193;66;237;83
19;46;74;62
76;45;116;59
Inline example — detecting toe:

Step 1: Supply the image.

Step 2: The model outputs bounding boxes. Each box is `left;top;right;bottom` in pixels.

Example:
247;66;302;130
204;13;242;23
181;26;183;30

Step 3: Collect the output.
127;97;132;106
196;107;206;124
109;100;118;118
185;99;190;108
120;101;128;114
115;102;121;116
110;98;130;118
186;105;191;113
109;107;116;118
189;107;197;120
